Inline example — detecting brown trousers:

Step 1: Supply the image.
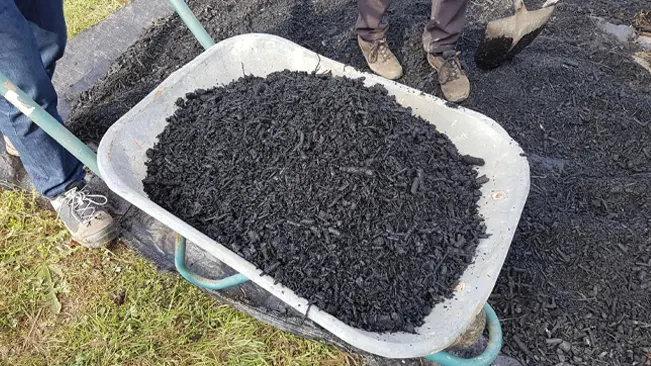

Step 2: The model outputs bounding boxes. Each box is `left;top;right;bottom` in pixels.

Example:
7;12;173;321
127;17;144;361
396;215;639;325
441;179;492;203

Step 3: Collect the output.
356;0;468;54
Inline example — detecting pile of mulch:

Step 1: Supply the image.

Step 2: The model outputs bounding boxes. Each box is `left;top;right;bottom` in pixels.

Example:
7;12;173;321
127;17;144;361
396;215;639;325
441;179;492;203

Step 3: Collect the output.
68;0;651;363
142;70;487;333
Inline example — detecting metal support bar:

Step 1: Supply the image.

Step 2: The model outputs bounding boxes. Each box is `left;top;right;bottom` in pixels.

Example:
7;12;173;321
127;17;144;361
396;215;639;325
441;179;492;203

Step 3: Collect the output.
424;303;503;366
175;234;249;290
0;72;101;176
166;0;215;50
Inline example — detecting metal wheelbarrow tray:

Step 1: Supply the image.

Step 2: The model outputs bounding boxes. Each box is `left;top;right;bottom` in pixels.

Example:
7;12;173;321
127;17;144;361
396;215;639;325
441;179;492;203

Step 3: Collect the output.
97;33;530;359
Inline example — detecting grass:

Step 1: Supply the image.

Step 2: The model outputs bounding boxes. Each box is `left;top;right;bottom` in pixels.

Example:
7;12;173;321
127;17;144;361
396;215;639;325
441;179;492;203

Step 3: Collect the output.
0;189;356;365
64;0;131;38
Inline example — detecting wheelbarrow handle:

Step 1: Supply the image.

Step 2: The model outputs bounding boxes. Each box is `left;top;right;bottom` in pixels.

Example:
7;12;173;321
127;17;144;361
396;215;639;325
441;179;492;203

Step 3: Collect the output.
175;234;249;290
166;0;215;50
0;72;100;176
424;303;503;366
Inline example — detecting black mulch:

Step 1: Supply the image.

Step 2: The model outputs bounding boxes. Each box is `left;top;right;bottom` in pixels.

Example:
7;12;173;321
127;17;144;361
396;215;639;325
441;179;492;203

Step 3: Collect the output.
143;71;487;333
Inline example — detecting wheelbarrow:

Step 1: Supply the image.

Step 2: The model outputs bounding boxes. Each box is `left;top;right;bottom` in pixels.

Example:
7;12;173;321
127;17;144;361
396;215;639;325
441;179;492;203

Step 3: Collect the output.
0;1;530;364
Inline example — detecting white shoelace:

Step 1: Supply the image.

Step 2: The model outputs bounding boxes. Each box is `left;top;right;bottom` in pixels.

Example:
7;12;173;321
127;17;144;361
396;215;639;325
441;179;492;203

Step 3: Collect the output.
59;187;108;223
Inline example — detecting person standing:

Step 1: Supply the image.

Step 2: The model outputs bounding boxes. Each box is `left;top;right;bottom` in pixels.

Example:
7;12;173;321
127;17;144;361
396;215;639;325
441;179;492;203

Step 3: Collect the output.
1;0;116;247
356;0;470;102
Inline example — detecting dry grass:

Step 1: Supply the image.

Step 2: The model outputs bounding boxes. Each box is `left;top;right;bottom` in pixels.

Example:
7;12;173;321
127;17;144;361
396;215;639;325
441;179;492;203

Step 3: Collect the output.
64;0;132;38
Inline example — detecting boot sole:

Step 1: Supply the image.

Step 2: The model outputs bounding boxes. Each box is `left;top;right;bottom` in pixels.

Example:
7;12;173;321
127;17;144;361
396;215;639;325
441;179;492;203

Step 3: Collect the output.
368;65;403;80
445;89;470;103
74;226;119;249
6;148;19;157
4;137;19;157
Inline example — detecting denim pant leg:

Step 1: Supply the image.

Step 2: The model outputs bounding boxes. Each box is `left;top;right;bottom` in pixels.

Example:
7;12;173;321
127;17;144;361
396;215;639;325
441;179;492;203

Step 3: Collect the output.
0;0;85;199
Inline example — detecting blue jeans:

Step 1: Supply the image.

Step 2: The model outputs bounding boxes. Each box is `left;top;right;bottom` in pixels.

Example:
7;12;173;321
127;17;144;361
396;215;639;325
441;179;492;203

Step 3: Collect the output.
0;0;84;199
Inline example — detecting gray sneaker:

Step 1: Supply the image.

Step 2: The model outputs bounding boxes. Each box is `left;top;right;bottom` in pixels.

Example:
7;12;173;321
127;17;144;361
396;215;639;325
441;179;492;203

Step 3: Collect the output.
50;184;117;248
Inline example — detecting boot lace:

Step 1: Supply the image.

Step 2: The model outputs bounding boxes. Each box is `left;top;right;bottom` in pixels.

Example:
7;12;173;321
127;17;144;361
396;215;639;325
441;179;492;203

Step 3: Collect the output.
440;51;462;84
369;39;392;63
59;187;108;224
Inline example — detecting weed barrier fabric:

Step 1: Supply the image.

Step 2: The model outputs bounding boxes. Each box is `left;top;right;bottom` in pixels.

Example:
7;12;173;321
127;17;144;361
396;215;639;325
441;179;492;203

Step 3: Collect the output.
143;71;486;333
68;0;651;363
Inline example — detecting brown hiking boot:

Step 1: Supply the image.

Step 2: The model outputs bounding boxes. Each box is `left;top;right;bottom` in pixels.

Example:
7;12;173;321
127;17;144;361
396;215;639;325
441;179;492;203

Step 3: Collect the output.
427;51;470;103
357;36;403;80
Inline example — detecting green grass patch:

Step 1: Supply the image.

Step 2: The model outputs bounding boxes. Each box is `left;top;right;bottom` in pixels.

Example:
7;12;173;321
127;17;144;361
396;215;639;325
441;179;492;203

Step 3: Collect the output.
0;190;355;365
64;0;131;38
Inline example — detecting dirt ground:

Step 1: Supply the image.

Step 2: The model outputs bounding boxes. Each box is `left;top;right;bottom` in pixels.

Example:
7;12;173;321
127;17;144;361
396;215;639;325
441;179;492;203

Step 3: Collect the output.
67;0;651;364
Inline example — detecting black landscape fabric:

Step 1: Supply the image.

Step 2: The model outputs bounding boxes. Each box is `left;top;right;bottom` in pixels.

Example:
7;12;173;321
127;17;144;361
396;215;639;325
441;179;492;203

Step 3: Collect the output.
143;71;487;333
67;0;651;363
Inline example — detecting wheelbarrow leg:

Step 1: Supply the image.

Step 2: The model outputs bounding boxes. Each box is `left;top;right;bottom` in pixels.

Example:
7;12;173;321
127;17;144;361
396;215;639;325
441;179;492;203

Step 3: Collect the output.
174;234;249;290
163;0;250;291
424;303;503;366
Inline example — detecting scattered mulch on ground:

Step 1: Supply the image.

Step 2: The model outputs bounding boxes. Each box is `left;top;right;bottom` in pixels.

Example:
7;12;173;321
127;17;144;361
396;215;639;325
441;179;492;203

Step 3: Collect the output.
142;71;486;333
68;0;651;363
